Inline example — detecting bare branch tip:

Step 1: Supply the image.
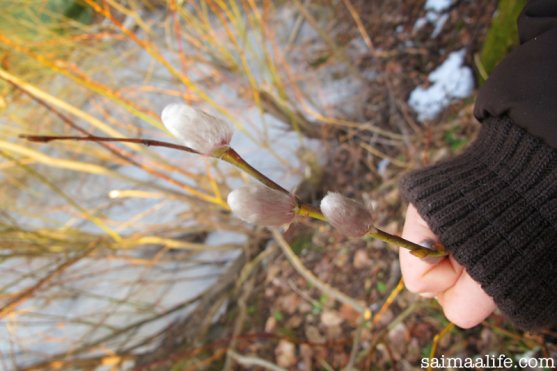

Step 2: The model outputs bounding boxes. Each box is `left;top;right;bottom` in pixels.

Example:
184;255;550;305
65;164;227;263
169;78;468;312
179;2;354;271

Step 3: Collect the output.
19;134;46;142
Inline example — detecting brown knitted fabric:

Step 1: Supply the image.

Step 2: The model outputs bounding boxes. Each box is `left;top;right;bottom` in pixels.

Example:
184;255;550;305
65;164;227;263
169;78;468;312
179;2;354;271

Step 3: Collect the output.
399;116;557;331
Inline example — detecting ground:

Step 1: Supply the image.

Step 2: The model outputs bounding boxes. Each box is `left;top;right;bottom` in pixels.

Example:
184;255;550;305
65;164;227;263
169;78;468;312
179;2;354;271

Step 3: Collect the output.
131;1;556;370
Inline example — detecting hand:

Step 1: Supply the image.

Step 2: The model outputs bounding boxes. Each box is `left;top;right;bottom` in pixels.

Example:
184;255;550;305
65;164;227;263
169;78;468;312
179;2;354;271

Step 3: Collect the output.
399;204;496;328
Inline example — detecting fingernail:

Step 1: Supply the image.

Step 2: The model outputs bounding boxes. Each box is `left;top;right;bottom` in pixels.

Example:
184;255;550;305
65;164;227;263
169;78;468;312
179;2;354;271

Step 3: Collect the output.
418;239;435;249
418;239;444;264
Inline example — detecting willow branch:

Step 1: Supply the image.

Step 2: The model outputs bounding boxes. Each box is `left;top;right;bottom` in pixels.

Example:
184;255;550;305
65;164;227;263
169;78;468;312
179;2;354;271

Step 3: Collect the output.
19;134;199;154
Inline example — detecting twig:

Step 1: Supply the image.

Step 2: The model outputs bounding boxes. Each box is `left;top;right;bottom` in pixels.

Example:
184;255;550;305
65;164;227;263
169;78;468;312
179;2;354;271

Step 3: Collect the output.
22;290;208;370
286;0;310;50
0;150;122;241
22;133;445;257
428;323;455;371
368;228;447;258
372;279;405;326
343;315;369;371
345;279;404;370
341;0;374;51
19;134;198;154
126;254;249;371
272;229;370;317
223;246;277;371
7;76;204;182
0;247;93;319
359;301;431;365
223;274;256;371
220;148;290;194
20;133;287;206
227;350;287;371
18;133;227;206
296;204;447;258
359;142;409;168
22;353;134;371
187;348;228;370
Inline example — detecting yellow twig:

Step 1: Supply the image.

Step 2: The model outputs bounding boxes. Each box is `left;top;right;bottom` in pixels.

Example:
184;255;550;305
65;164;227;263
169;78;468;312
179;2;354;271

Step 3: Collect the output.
341;0;374;51
373;279;405;326
0;149;122;241
429;322;455;371
0;246;94;319
0;36;162;130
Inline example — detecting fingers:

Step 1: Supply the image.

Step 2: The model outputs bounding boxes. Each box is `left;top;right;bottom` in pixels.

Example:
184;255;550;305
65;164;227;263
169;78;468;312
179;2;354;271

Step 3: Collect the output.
436;272;496;328
399;204;463;295
398;205;496;329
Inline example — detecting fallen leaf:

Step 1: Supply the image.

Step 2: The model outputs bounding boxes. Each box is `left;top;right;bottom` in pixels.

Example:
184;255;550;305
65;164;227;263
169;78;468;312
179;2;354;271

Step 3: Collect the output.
275;340;296;368
339;303;360;326
299;301;312;313
388;322;409;357
305;325;325;344
286;315;303;328
321;310;343;327
279;293;301;315
333;251;349;268
353;249;371;269
325;324;343;340
266;264;281;283
265;316;276;332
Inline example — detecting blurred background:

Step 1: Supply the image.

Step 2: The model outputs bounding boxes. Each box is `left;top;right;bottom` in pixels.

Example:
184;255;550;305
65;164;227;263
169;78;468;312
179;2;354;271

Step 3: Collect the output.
2;0;552;370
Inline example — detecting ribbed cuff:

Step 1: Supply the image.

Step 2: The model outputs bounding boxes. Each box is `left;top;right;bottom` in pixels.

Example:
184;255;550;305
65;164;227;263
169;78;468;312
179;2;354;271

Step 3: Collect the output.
399;116;557;331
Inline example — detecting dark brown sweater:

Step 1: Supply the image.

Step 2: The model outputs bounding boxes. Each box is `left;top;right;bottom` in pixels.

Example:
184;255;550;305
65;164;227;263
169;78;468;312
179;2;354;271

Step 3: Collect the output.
400;0;557;331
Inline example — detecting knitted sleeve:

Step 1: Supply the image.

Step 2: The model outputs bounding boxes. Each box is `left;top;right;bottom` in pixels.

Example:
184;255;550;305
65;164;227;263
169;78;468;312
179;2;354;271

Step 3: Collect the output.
399;116;557;330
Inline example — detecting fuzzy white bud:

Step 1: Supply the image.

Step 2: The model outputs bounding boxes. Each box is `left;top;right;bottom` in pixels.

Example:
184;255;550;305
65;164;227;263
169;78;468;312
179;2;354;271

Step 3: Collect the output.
227;186;297;227
320;192;374;238
161;103;233;155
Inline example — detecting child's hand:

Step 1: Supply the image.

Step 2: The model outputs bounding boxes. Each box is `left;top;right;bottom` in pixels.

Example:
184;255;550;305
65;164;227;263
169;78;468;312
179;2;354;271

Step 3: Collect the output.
399;204;496;328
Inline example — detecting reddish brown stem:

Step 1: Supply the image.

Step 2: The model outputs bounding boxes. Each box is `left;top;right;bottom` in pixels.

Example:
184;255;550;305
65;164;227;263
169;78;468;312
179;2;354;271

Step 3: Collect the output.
19;134;200;154
5;77;208;185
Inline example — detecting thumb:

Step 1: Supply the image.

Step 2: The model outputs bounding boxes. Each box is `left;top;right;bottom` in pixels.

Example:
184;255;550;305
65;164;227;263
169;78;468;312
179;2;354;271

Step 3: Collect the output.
399;204;463;295
402;204;444;264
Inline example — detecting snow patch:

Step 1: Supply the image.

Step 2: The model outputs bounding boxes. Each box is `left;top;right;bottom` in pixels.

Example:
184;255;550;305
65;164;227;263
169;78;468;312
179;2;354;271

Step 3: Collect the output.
408;49;474;121
430;13;449;38
413;0;452;38
425;0;452;12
